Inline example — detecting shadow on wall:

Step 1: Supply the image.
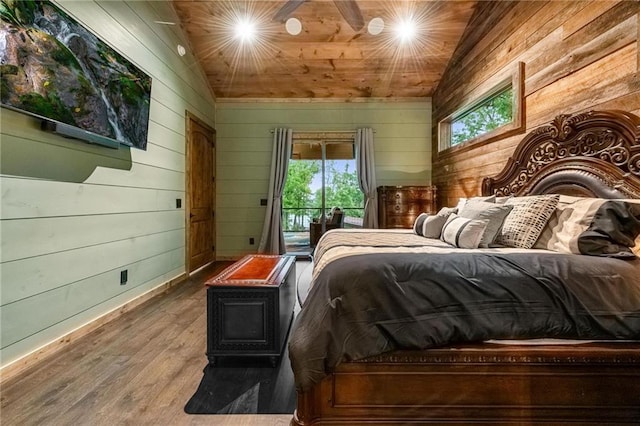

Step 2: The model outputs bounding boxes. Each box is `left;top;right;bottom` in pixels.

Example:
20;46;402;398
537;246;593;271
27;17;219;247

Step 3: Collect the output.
378;169;431;185
1;109;132;182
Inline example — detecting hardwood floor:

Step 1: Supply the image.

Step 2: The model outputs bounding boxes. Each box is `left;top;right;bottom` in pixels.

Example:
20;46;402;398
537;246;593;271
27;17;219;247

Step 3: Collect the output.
0;261;309;426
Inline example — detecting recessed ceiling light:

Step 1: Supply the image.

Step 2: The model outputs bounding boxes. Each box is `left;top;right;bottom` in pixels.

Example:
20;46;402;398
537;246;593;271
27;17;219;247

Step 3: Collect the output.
367;17;384;35
177;44;186;56
285;17;302;35
235;18;256;42
395;18;417;42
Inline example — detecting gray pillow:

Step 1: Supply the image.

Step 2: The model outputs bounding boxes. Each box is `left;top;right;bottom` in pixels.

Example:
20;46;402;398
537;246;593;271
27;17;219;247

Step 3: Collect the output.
414;208;456;237
458;200;514;248
476;195;497;203
437;206;458;216
441;214;489;249
422;214;450;238
412;213;429;235
456;195;496;210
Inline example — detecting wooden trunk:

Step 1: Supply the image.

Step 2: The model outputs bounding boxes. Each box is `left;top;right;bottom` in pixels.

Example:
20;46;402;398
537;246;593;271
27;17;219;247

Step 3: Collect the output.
205;255;296;366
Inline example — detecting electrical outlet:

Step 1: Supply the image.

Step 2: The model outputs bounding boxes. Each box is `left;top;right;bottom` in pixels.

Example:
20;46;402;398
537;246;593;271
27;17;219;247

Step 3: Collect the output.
249;237;255;245
176;198;182;208
120;270;128;285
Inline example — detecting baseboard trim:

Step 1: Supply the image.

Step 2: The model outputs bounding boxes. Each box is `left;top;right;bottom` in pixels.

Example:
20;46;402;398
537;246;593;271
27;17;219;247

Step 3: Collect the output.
0;272;188;385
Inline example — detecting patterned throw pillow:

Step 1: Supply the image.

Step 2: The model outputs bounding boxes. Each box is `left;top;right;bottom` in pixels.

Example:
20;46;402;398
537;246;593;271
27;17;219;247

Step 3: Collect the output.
441;214;489;249
495;195;560;249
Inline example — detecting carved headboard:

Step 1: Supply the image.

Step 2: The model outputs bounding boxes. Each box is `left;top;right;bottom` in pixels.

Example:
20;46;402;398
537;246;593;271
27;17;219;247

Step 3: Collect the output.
482;110;640;199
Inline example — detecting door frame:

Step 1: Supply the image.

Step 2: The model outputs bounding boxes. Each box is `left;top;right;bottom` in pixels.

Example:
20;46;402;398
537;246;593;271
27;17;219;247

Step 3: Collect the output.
185;110;216;274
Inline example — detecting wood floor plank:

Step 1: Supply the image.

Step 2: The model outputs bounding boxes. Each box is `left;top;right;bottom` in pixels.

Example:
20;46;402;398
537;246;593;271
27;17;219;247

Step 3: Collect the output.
0;261;296;426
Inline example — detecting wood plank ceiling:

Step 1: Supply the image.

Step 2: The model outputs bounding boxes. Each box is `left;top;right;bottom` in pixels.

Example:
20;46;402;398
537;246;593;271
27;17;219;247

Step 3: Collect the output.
172;1;478;99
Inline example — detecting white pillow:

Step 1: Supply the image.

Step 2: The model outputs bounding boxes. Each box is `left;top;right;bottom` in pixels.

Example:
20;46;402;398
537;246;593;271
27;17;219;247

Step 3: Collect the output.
534;195;586;250
546;197;608;253
441;214;489;249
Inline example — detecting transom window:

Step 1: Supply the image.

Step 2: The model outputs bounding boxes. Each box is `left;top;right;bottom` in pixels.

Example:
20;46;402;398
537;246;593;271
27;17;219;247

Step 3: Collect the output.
439;62;524;152
451;86;513;146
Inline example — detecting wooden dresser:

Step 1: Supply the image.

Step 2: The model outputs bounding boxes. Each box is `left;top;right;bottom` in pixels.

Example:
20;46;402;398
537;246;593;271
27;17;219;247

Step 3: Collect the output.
377;185;437;229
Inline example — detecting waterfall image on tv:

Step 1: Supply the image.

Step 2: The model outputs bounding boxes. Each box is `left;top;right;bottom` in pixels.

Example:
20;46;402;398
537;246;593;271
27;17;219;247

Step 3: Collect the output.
0;0;151;150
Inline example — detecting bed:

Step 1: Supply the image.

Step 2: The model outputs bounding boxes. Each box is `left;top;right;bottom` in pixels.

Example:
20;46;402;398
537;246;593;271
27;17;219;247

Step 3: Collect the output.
289;110;640;425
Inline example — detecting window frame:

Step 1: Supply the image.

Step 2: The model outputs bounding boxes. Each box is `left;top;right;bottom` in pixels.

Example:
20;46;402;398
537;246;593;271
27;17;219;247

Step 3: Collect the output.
438;62;524;155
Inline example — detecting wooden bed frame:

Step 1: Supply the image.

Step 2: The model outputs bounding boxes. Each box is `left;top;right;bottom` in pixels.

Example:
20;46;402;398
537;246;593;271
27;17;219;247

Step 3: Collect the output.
291;110;640;425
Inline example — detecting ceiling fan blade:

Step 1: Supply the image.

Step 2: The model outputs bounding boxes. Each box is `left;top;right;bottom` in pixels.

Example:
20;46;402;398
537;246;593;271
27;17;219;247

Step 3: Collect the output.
273;0;308;22
333;0;364;32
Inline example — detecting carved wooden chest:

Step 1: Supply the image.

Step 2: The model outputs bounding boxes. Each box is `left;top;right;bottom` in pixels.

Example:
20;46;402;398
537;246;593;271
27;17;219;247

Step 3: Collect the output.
205;254;296;366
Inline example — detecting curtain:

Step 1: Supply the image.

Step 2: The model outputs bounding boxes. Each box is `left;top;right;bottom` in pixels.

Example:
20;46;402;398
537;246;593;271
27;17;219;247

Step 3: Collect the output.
356;128;378;228
258;128;293;254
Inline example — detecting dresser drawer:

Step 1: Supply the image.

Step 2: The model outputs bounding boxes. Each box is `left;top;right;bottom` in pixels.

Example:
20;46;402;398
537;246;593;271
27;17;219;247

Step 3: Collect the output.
378;185;436;229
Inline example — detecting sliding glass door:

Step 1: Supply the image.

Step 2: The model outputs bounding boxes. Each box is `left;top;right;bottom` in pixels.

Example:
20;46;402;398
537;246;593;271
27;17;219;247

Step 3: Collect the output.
283;140;363;254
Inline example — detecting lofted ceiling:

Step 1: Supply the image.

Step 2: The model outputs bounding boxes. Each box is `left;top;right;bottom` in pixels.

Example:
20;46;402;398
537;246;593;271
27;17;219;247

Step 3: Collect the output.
172;1;478;99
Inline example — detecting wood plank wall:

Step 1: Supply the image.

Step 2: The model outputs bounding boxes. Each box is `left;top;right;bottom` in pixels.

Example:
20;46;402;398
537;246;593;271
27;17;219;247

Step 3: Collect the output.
432;0;640;208
0;1;215;369
215;100;431;259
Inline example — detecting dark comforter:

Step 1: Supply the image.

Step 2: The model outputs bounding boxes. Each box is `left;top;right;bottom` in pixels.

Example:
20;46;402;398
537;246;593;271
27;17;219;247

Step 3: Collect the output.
288;230;640;391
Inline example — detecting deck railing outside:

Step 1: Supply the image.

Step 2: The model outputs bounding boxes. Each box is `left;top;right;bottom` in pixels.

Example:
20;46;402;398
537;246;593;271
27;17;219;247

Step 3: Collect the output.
283;207;364;253
282;207;364;231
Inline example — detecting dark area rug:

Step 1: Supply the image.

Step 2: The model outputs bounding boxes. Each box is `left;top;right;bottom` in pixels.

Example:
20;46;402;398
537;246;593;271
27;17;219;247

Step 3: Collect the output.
184;347;296;414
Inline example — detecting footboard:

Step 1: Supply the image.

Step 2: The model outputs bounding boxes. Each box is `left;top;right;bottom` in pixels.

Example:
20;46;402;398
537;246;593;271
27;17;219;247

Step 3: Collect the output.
292;343;640;425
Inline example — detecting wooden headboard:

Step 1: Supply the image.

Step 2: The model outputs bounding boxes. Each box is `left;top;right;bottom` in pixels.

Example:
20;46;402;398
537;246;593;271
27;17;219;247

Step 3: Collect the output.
482;110;640;199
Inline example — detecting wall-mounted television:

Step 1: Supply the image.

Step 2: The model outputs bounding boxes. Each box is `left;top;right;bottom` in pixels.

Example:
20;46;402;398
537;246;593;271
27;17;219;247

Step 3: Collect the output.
0;0;151;150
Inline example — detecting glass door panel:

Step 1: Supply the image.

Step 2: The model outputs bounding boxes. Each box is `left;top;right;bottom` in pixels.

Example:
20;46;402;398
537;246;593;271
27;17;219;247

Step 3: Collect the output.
284;141;363;254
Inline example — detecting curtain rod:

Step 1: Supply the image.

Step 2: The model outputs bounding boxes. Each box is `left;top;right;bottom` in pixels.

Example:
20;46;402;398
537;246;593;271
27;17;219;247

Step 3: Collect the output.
270;129;376;134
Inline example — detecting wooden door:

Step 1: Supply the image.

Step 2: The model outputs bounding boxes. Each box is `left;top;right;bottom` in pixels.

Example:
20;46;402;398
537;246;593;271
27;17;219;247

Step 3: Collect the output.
186;112;216;273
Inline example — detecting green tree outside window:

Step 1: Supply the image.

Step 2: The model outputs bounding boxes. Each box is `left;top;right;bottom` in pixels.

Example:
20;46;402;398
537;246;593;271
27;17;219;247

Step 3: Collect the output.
313;161;364;218
283;160;320;231
451;87;513;146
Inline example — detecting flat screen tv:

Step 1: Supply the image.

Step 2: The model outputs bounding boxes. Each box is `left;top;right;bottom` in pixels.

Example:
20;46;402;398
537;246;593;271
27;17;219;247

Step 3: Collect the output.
0;0;151;150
